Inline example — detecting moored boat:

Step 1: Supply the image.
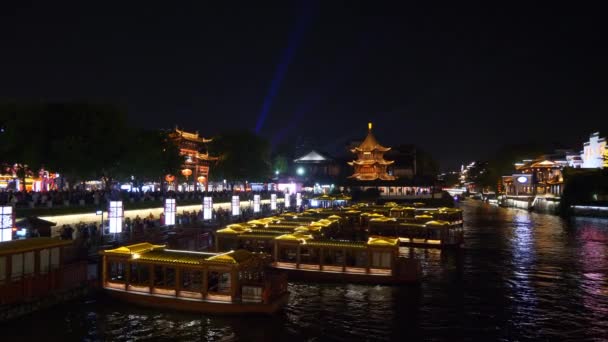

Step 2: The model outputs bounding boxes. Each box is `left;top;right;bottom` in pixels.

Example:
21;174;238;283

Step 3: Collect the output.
99;243;288;314
272;235;421;284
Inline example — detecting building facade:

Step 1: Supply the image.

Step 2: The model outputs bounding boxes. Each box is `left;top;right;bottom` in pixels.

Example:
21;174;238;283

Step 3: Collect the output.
581;132;607;169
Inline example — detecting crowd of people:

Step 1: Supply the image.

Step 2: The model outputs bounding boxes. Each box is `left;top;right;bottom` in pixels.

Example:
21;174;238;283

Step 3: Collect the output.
0;189;285;209
56;204;289;249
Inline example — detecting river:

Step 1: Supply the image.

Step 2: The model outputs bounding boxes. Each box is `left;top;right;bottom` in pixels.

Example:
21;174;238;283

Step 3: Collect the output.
3;201;607;341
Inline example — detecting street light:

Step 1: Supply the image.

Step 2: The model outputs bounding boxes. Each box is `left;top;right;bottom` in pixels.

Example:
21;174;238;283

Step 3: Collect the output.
96;210;104;237
297;167;305;176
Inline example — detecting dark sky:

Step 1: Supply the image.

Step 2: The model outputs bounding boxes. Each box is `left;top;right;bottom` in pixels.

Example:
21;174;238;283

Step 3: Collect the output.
1;2;606;169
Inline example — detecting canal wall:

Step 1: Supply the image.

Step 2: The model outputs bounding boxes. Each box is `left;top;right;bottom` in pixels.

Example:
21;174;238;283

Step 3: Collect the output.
0;285;92;322
503;198;532;210
531;197;560;214
501;196;561;214
570;205;608;218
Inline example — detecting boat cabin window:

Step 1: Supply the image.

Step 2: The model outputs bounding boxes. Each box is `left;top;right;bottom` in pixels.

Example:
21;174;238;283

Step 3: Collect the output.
242;286;262;303
278;246;297;262
323;249;345;266
0;256;6;283
24;251;34;276
50;247;60;269
166;267;176;287
153;265;164;286
371;252;392;268
181;269;203;291
109;261;126;282
153;266;176;288
300;247;320;264
208;271;231;294
40;249;50;274
346;249;368;267
129;263;150;285
11;253;23;279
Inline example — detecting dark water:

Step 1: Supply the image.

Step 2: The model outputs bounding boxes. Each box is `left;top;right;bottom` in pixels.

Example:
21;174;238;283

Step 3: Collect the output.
4;201;608;341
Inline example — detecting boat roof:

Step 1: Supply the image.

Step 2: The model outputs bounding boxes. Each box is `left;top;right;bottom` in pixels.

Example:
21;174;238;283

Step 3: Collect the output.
0;238;73;256
101;243;256;266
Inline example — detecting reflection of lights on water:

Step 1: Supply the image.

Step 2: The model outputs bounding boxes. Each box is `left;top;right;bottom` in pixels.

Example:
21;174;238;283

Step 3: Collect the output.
578;219;608;316
510;210;537;306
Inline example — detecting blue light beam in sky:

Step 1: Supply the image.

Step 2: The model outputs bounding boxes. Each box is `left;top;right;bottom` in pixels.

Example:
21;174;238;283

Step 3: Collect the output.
271;32;374;147
255;2;314;134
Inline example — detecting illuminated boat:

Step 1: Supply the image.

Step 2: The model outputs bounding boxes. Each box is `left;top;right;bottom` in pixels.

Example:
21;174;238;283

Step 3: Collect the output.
271;235;420;284
367;207;464;248
214;220;421;284
99;243;288;314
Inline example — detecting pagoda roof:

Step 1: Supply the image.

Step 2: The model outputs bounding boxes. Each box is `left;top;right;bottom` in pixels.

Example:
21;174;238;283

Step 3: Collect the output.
172;128;213;143
348;159;394;166
294;150;331;163
348;173;396;181
350;125;391;153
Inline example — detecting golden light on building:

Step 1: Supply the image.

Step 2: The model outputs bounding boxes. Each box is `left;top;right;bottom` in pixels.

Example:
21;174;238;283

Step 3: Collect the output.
165;174;176;183
168;127;218;187
197;176;206;184
348;122;396;181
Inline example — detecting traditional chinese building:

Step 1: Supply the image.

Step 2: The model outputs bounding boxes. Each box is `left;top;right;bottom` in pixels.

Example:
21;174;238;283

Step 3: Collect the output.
580;132;607;169
348;123;396;181
168;128;218;190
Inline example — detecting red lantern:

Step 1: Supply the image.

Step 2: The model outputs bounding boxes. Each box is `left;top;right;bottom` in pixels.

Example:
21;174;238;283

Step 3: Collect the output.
197;176;206;184
165;174;175;183
181;169;192;178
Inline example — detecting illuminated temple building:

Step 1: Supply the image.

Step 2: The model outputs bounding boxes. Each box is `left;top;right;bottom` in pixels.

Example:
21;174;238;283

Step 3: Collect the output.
169;128;218;189
348;123;396;181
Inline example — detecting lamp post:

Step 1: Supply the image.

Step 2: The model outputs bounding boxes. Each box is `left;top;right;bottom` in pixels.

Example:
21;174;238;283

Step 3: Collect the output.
96;209;104;240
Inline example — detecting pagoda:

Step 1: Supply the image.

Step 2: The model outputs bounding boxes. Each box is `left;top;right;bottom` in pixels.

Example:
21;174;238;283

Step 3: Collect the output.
348;123;396;181
168;127;218;186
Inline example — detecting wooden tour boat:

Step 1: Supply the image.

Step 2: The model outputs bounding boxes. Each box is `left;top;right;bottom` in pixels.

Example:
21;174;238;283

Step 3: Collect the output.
272;235;421;284
100;243;289;315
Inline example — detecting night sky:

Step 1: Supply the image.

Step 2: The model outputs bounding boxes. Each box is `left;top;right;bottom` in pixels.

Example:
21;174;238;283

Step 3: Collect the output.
1;2;606;169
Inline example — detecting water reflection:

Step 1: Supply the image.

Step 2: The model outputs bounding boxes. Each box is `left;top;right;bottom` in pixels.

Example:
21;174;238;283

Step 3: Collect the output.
2;201;608;341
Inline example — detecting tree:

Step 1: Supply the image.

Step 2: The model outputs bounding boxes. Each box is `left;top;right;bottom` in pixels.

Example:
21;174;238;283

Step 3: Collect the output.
272;155;289;175
117;129;182;190
0;101;130;189
415;148;439;178
479;143;552;192
209;130;271;182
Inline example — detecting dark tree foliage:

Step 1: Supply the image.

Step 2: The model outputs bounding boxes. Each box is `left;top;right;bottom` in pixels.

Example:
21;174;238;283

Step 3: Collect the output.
117;129;182;188
0;102;181;189
561;168;608;212
209;130;271;182
479;143;553;191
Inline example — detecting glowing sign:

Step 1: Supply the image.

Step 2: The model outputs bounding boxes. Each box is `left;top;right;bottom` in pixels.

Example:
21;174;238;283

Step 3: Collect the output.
271;194;277;211
203;197;213;220
231;196;240;216
108;201;123;234
517;176;528;184
284;193;290;208
296;193;302;207
164;198;176;226
0;206;13;242
253;194;261;213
